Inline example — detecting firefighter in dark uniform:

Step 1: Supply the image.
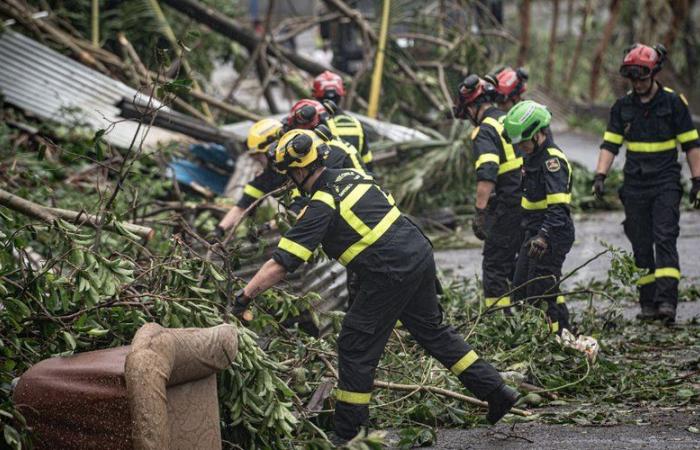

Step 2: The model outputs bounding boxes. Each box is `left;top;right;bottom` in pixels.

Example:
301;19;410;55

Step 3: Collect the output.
485;66;529;112
231;129;519;442
312;71;374;171
593;44;700;323
504;101;573;334
453;75;523;309
217;106;369;235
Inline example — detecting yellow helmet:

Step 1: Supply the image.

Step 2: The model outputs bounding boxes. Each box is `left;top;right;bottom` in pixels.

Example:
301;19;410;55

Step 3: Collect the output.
246;118;283;154
273;129;325;173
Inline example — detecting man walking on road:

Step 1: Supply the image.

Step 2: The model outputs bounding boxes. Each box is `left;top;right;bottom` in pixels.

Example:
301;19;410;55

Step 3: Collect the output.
593;43;700;323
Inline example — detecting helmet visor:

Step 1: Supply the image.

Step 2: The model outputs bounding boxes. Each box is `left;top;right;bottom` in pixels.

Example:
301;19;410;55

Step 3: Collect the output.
620;64;651;80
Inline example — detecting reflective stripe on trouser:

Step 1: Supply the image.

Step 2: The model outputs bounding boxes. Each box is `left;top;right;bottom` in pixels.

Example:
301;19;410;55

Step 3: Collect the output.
620;187;681;307
512;226;574;334
482;200;522;308
335;255;503;440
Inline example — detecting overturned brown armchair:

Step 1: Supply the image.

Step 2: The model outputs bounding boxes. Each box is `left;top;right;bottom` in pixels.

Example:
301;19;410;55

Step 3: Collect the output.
12;323;237;450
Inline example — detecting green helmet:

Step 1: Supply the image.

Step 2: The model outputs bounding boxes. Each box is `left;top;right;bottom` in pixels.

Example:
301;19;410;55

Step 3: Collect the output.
503;100;552;144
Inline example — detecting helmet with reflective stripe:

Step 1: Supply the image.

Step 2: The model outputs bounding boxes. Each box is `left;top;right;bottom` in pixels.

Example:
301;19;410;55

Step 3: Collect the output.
486;66;528;101
273;129;325;173
312;70;345;101
453;74;496;119
503;100;552;144
620;43;667;79
246;118;283;154
287;99;329;130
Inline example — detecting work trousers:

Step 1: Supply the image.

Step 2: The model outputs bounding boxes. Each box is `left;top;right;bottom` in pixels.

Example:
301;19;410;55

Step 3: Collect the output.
334;255;504;439
620;186;681;308
513;226;574;334
482;200;523;308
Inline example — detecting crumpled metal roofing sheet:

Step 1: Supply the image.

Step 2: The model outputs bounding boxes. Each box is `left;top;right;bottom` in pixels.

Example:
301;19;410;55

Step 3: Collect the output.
0;30;185;149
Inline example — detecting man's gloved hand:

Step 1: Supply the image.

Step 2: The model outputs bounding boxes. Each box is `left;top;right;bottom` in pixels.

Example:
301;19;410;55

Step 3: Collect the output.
230;288;253;323
592;173;606;200
472;207;487;241
690;177;700;209
528;232;548;259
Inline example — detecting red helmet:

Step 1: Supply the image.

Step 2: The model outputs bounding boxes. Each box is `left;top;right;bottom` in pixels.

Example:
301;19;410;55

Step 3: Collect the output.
492;67;528;100
287;99;329;130
620;43;666;79
312;71;345;101
453;75;496;119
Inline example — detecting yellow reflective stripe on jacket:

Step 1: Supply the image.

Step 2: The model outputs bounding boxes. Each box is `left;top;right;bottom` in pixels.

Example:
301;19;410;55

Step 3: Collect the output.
311;191;336;209
338;206;401;265
335;389;371;405
521;197;547;210
481;116;521;174
450;350;478;375
278;237;313;261
474;153;500;169
522;193;570;210
677;129;699;144
485;296;511;307
603;131;624;145
556;295;566;304
655;267;680;279
547;193;572;205
626;140;677;152
332;139;365;172
362;151;373;164
244;184;265;199
637;273;655;286
550;321;560;333
329;116;365;155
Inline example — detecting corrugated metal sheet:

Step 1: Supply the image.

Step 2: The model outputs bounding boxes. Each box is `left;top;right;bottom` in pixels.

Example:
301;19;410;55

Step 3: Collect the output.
0;31;185;149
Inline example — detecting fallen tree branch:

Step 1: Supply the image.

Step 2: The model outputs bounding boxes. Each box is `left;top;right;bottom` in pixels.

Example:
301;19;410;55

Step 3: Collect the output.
0;188;154;240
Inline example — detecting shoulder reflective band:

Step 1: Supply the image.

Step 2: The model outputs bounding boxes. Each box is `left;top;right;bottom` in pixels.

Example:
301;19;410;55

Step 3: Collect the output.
482;116;522;174
339;206;401;265
333;140;365;173
450;350;478;376
677;129;699;144
362;151;374;163
485;296;511;307
474;152;500;169
655;267;680;280
311;191;336;209
278;237;313;261
603;131;624;145
550;321;559;333
556;295;566;304
546;148;573;186
637;273;655;286
335;389;371;405
626;140;677;152
244;184;265;199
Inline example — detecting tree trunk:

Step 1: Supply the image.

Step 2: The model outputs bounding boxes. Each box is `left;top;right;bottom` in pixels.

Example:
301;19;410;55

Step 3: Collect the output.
545;0;560;91
563;0;592;94
589;0;622;101
664;0;689;49
517;0;531;66
159;0;334;75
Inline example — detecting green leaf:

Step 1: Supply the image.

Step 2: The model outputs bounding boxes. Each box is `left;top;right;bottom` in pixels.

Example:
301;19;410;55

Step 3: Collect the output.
62;331;77;350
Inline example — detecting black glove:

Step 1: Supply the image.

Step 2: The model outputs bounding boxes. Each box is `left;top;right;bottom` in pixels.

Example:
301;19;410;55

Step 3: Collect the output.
592;173;606;200
528;232;548;259
690;177;700;209
472;207;487;241
230;288;253;323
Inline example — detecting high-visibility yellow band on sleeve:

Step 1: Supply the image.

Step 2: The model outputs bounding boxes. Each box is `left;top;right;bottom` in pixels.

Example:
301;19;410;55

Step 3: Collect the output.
498;157;522;175
550;321;560;333
475;153;500;169
311;191;336;209
243;184;265;199
655;267;680;280
485;296;511;308
546;193;572;205
603;131;624;145
637;273;656;286
362;151;373;163
278;237;312;261
335;389;371;405
450;350;478;376
677;129;699;144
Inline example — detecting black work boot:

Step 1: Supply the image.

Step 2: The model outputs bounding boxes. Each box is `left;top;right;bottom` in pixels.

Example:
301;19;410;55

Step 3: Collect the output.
657;303;676;324
486;384;519;424
636;304;657;321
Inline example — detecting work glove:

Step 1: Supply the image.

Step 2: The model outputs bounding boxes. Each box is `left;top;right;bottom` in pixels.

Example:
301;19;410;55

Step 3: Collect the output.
690;177;700;209
592;173;606;200
528;233;548;259
472;207;487;241
230;288;253;323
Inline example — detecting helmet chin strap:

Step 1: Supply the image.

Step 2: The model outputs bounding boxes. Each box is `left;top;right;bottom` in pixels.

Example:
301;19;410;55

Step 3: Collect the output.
291;168;317;193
